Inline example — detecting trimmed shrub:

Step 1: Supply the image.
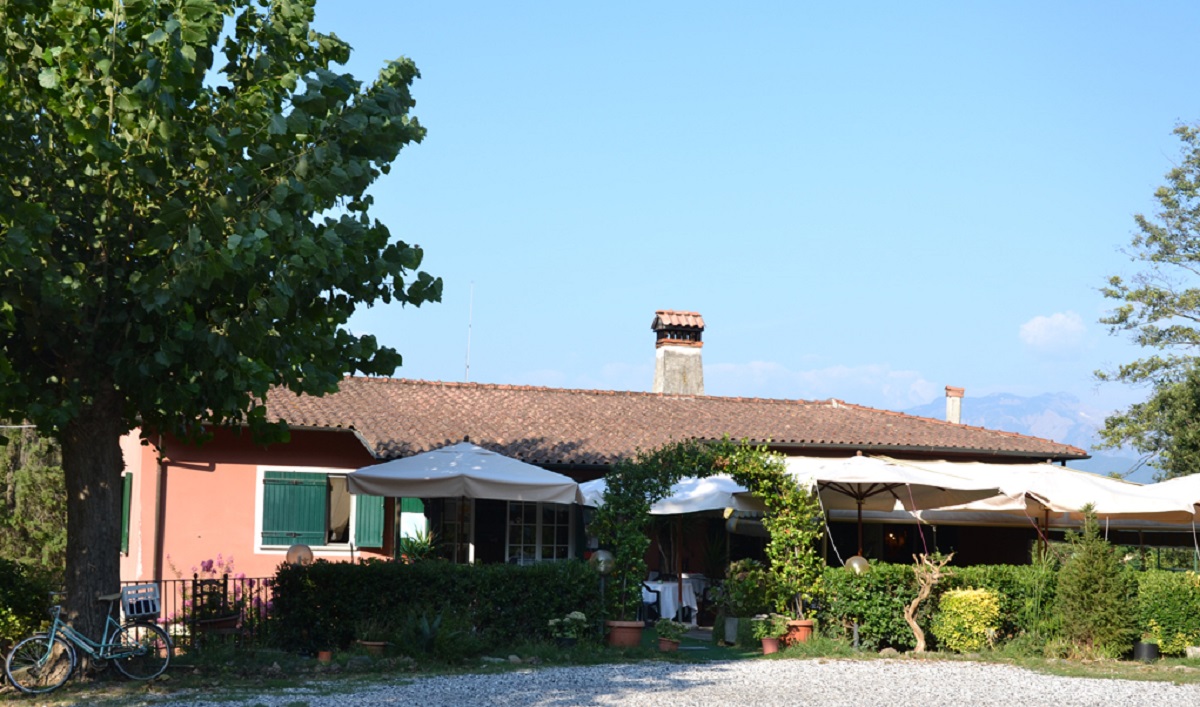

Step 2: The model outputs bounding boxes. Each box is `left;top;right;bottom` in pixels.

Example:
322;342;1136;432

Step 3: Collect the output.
269;558;603;656
722;559;776;616
1135;570;1200;655
932;587;1000;653
945;561;1059;643
1052;511;1137;658
818;562;917;650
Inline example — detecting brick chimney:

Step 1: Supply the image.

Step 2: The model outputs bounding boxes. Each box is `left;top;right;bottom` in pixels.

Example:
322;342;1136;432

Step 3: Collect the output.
945;386;964;424
651;310;704;395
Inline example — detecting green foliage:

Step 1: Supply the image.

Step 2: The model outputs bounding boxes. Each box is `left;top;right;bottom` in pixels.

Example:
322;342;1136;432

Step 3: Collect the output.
590;439;724;620
1097;124;1200;479
932;588;1001;653
654;618;687;641
818;561;1060;652
395;528;439;563
1052;509;1137;658
0;0;441;633
946;560;1060;643
817;562;917;650
592;438;823;621
548;611;589;640
1135;571;1200;655
750;614;789;640
723;443;824;618
0;427;65;575
269;558;603;655
720;559;777;616
0;557;54;645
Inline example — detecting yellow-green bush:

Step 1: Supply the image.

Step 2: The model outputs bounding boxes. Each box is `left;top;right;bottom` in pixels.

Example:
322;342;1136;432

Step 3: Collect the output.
1136;571;1200;655
932;587;1001;653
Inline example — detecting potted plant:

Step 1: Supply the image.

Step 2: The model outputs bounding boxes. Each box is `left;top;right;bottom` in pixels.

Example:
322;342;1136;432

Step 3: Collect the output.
1134;633;1160;662
548;611;589;648
752;614;790;655
354;616;392;655
655;618;687;652
720;559;775;645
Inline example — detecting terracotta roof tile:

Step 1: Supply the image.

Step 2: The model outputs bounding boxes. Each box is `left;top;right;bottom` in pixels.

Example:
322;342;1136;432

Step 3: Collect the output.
652;311;705;329
265;377;1088;466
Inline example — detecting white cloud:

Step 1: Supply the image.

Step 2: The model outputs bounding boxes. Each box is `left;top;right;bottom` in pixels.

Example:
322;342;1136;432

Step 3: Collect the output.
1019;311;1086;355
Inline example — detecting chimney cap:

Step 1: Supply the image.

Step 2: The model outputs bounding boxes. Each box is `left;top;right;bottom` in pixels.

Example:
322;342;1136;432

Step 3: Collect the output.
945;386;965;398
652;310;705;331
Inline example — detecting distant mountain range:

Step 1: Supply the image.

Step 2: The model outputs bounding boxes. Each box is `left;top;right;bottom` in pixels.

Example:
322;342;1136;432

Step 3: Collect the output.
901;392;1153;483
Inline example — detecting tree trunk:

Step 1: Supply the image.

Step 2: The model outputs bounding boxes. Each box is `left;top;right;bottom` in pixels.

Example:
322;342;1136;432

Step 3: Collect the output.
60;386;126;641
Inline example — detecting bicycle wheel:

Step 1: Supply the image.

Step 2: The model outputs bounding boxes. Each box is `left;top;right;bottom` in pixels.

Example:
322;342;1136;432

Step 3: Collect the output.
4;633;77;694
111;622;171;680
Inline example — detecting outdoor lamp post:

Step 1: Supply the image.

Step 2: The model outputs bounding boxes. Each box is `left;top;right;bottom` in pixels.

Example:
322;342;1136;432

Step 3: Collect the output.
845;555;870;575
590;550;615;637
286;543;314;566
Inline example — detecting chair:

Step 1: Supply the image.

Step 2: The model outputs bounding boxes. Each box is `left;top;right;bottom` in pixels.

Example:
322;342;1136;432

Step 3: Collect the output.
638;583;661;626
191;576;241;647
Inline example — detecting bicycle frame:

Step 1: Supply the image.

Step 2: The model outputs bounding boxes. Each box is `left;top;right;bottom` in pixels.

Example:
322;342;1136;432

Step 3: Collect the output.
45;600;141;659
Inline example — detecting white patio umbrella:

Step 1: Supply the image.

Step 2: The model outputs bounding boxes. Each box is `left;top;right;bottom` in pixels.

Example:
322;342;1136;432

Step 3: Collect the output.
780;455;1006;557
580;474;757;514
347;441;583;504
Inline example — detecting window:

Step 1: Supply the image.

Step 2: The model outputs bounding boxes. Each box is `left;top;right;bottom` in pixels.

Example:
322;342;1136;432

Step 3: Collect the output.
260;470;384;548
120;472;132;555
506;502;572;564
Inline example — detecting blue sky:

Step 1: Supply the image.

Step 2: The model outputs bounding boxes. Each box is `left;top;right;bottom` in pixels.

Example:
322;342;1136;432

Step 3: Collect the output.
313;2;1200;418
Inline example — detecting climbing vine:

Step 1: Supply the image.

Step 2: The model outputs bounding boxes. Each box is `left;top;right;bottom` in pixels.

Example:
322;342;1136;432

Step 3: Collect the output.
592;438;824;621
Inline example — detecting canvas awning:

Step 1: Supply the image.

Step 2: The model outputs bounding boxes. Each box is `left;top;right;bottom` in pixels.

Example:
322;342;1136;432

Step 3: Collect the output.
880;457;1196;524
580;474;758;514
346;441;583;504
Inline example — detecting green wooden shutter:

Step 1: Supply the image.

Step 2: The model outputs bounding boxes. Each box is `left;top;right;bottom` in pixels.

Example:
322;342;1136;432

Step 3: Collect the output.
355;495;385;548
120;473;132;555
262;471;326;546
399;497;424;514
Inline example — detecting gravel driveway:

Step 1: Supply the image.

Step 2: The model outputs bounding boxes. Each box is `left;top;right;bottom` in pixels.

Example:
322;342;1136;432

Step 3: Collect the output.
129;659;1200;707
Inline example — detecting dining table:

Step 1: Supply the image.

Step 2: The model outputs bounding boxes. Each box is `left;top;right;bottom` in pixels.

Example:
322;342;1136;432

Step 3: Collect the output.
643;580;698;625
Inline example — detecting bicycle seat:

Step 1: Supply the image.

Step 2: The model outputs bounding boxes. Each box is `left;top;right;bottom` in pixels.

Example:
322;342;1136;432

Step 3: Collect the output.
97;592;122;602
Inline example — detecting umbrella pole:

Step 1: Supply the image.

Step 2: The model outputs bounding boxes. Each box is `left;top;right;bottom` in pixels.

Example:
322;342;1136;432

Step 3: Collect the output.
677;517;683;621
857;499;864;556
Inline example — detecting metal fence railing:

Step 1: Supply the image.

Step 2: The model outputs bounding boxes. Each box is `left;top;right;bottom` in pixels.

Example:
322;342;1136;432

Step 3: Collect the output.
121;575;275;651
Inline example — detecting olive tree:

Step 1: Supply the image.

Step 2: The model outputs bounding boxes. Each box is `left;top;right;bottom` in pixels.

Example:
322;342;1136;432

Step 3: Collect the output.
0;0;440;635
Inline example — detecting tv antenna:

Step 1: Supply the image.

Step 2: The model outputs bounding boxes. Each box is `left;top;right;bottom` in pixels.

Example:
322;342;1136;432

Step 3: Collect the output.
465;282;474;382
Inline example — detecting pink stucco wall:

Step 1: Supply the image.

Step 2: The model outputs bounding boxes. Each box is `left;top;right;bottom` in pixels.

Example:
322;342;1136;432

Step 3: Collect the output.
120;427;390;583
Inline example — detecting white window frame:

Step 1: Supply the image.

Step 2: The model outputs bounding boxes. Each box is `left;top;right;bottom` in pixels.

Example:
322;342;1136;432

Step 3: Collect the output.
504;501;574;564
253;465;362;556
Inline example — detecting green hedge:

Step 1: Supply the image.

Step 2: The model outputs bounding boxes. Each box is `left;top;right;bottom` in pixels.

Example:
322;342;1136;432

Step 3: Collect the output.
269;559;603;656
1136;571;1200;655
817;563;916;650
817;561;1059;651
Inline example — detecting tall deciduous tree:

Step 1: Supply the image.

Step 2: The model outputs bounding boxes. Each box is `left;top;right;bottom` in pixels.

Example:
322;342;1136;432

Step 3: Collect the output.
1098;125;1200;479
0;0;441;635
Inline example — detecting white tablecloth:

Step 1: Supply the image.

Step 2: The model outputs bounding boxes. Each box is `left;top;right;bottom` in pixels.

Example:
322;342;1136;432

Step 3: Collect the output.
643;580;698;624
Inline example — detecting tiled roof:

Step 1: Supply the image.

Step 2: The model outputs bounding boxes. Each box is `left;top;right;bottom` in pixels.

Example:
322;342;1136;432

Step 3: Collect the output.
652;310;705;330
265;377;1088;467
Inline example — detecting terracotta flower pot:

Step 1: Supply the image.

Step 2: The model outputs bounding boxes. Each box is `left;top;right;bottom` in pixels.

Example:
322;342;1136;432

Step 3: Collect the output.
658;638;680;653
356;640;387;656
761;637;781;655
606;620;644;648
317;649;333;663
785;619;814;645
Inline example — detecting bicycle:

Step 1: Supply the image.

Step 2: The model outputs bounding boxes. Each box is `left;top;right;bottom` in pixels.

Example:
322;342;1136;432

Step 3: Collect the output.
4;584;171;694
